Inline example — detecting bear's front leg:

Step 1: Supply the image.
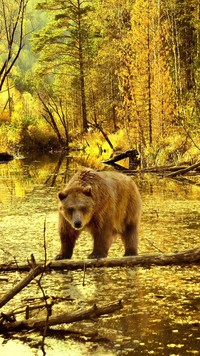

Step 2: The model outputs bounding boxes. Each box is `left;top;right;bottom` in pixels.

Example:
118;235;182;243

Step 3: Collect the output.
55;213;79;260
88;226;114;259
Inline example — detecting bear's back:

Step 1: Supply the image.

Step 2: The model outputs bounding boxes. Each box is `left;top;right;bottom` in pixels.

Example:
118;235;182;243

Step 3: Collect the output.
71;169;141;215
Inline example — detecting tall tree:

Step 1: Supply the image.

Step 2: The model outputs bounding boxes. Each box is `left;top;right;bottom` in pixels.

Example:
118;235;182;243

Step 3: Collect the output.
34;0;92;132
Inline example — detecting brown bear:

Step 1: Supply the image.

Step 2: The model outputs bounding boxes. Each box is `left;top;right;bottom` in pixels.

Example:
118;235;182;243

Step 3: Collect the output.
55;168;142;260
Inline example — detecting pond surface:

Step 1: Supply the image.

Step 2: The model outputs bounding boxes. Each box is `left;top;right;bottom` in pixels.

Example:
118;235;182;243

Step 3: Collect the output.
0;153;199;356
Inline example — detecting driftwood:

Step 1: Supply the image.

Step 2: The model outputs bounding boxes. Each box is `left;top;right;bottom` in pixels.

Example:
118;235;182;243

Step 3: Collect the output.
0;300;122;333
0;248;199;273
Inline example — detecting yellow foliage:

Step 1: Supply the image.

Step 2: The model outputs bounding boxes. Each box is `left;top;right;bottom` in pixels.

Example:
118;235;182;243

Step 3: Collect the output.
143;132;200;166
118;0;177;147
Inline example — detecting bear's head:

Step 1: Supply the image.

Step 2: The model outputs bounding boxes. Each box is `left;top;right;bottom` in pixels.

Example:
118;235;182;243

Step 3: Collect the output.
58;185;95;230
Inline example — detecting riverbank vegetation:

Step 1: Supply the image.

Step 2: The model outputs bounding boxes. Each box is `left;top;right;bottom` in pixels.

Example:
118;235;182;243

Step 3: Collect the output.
0;0;199;165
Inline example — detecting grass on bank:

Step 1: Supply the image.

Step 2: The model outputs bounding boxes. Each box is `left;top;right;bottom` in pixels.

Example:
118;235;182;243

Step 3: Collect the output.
0;119;199;167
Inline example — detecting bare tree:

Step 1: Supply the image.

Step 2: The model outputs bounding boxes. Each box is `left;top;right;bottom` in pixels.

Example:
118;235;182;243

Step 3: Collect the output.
0;0;28;91
38;92;69;148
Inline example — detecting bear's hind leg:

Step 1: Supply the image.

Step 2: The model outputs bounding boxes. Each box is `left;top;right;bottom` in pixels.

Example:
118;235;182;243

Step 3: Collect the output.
122;223;139;256
55;213;79;260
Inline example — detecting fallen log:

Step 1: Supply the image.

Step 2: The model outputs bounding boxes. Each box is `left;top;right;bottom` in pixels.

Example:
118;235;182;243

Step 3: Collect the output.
166;161;200;177
0;248;199;272
105;163;198;175
105;162;200;176
50;247;200;269
0;300;122;332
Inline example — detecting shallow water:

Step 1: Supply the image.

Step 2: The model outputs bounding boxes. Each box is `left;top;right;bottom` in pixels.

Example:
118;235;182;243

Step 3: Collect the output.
0;154;199;355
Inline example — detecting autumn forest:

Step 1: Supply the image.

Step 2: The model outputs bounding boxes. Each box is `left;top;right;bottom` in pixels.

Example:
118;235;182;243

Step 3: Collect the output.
0;0;199;165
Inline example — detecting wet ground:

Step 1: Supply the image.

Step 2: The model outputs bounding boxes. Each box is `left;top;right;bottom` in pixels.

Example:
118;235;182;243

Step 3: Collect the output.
0;154;199;355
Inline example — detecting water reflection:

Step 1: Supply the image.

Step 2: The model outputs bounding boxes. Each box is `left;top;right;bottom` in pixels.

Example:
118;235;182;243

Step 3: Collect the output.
0;154;200;355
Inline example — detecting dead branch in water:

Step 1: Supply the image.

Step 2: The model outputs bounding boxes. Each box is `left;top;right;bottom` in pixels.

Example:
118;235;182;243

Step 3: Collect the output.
0;247;199;273
0;300;122;333
117;162;200;177
0;265;45;309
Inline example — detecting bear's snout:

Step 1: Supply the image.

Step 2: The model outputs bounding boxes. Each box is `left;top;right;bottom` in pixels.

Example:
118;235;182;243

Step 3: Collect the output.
73;219;82;229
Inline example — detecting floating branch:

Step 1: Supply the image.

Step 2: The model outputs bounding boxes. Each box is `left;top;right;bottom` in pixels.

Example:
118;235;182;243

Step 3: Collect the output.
0;300;123;333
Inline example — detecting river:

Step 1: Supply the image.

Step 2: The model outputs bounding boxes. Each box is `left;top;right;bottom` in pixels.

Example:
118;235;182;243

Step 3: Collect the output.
0;153;199;355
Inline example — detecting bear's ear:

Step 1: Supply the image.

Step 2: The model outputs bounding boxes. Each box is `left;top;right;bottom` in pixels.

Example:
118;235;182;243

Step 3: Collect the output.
83;185;92;197
58;191;67;201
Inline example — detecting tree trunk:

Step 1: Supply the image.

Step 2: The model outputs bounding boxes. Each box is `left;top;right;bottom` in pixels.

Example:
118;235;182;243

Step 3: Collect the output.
147;1;153;145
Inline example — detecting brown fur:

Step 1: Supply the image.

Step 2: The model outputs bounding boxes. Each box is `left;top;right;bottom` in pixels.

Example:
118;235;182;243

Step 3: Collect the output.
55;168;142;259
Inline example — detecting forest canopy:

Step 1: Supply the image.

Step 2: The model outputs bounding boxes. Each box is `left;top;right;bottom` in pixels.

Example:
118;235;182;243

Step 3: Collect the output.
0;0;199;164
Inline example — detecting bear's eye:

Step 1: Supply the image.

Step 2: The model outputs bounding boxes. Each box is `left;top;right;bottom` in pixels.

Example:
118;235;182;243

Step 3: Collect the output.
67;207;74;215
80;206;88;213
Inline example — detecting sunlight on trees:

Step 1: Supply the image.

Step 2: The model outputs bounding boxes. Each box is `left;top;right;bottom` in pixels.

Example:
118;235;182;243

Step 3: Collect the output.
0;0;199;163
119;0;178;149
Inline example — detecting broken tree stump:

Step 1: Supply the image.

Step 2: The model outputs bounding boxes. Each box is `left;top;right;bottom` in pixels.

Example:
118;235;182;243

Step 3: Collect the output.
103;149;140;170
